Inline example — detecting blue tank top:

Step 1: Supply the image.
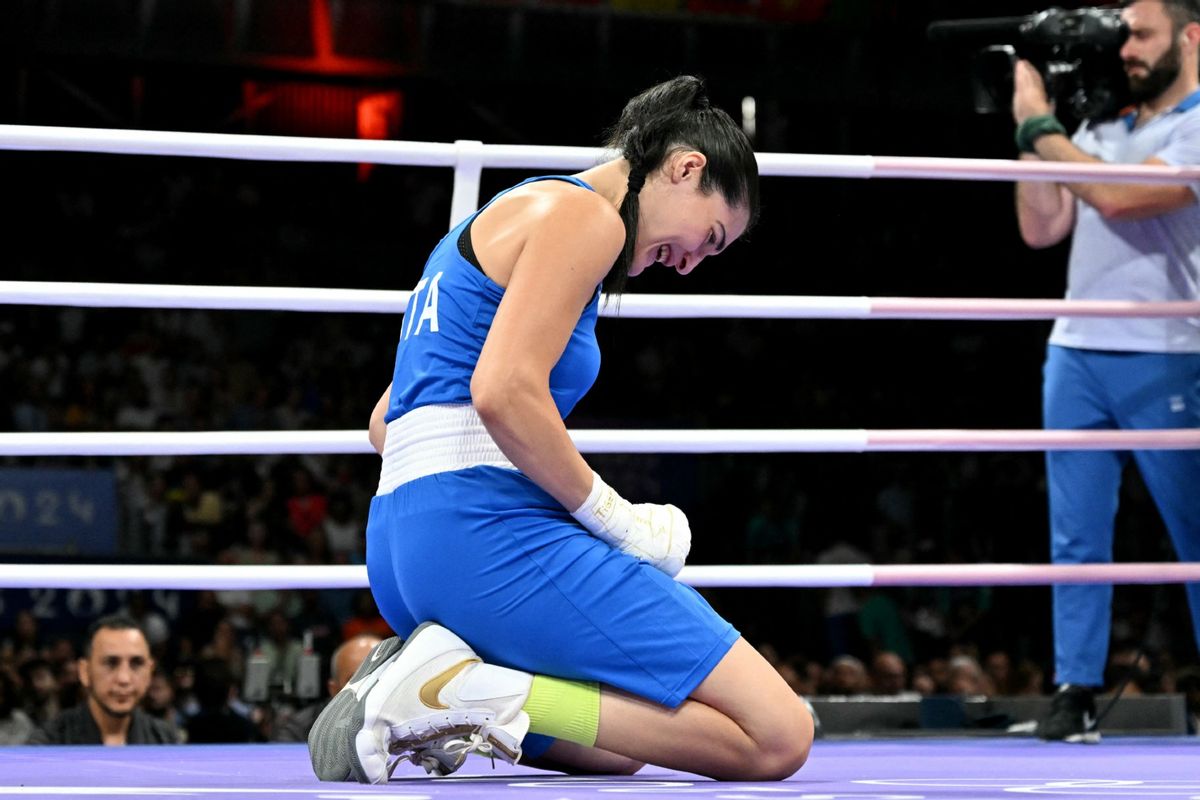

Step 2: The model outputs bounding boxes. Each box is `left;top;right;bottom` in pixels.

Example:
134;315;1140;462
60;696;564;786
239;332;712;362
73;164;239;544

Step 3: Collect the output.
386;176;602;422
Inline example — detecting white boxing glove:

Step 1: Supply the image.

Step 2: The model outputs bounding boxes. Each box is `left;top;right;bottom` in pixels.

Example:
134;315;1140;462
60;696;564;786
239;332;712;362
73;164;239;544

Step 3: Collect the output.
570;470;691;577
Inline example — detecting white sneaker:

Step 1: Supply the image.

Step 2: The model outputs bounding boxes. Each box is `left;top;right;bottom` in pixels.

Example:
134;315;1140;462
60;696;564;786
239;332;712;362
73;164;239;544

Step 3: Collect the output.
349;622;532;783
308;635;406;781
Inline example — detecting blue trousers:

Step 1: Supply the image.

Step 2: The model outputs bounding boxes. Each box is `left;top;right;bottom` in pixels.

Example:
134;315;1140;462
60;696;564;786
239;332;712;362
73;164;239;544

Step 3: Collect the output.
1043;345;1200;686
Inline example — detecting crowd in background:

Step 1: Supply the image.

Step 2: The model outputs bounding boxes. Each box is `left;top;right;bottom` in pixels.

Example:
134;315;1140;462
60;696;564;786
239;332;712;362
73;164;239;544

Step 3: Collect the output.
3;582;1198;744
3;110;1200;741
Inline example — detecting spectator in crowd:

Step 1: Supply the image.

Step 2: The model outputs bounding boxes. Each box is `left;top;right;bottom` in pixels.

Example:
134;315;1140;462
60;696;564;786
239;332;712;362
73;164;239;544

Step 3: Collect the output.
910;665;937;696
29;615;176;745
1;610;41;665
823;655;870;696
984;650;1013;695
142;671;183;731
55;654;82;710
323;491;364;564
1105;646;1161;695
925;656;951;694
787;656;823;697
272;634;382;742
285;466;328;547
45;637;78;678
946;655;990;697
185;657;262;743
177;590;225;661
171;661;200;718
870;651;911;696
0;668;35;744
1012;659;1047;696
169;470;225;558
200;619;246;685
18;658;60;726
259;611;303;696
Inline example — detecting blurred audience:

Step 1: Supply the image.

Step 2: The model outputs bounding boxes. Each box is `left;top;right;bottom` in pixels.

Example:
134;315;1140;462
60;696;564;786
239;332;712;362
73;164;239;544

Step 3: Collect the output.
142;670;183;731
18;658;61;726
824;655;870;696
946;655;990;697
984;651;1013;696
185;657;262;744
340;591;393;642
259;611;304;696
272;634;382;742
870;651;912;697
0;668;34;744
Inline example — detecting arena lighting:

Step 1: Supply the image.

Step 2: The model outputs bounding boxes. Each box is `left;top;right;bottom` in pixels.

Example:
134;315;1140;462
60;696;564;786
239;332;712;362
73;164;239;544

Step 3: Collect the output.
356;91;404;181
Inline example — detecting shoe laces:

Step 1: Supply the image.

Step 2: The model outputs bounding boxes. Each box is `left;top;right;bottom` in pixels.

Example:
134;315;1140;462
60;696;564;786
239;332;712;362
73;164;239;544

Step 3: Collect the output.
417;732;497;773
382;746;465;780
383;730;496;778
443;732;493;757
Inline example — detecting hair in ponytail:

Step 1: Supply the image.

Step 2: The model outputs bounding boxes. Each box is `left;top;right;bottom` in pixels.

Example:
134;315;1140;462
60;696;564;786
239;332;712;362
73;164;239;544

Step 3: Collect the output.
603;75;759;297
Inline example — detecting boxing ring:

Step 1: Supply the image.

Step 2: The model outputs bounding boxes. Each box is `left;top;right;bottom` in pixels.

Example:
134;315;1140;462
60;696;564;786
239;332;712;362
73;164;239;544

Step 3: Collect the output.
3;739;1200;799
2;124;1200;797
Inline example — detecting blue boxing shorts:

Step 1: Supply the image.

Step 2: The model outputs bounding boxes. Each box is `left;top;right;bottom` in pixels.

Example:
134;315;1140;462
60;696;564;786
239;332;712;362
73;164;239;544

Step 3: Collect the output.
364;466;739;711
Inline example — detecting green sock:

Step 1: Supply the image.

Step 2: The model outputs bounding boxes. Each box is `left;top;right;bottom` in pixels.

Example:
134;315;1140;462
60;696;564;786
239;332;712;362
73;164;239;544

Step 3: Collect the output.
521;674;600;747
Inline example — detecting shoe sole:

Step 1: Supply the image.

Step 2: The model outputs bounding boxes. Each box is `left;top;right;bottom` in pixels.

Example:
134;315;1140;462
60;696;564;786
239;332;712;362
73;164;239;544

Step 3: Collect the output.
348;621;480;784
307;635;406;782
348;622;489;784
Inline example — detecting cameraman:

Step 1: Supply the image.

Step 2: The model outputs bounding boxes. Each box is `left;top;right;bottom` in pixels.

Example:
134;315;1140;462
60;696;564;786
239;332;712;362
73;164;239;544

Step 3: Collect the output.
1013;0;1200;743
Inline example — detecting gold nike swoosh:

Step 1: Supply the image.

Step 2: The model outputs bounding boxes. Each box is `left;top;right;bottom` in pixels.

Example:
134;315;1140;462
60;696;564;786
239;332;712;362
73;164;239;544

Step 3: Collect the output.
419;658;479;710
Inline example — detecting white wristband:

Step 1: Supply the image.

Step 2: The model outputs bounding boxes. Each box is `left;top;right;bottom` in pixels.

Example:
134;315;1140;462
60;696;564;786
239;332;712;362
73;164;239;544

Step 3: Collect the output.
571;471;632;548
570;471;690;577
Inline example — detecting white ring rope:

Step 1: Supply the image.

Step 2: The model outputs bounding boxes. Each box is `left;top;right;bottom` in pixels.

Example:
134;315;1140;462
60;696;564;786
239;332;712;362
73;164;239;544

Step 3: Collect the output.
3;428;1199;456
5;124;1200;185
5;127;1199;592
4;281;1200;320
1;562;1198;591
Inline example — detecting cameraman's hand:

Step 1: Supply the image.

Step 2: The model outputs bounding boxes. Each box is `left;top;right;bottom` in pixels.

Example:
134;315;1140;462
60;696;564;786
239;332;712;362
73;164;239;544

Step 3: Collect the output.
1012;60;1054;124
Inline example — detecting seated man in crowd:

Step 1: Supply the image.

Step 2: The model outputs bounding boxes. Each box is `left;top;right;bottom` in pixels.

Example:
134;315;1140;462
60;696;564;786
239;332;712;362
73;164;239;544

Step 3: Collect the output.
29;614;177;745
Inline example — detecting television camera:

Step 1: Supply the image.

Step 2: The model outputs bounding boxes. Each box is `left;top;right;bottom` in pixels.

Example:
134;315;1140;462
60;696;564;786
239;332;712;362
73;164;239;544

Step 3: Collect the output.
928;7;1131;121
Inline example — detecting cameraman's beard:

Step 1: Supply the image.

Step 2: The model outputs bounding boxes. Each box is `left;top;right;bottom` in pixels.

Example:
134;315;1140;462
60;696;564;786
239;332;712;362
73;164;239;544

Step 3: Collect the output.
1126;42;1182;102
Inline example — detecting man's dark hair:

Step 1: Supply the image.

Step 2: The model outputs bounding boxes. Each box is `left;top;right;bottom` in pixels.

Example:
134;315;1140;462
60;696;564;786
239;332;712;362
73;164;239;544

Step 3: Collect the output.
1124;0;1200;29
82;614;148;658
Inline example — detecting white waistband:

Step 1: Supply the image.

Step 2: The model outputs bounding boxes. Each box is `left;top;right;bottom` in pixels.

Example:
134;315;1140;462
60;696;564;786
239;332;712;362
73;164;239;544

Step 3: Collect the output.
376;403;517;496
